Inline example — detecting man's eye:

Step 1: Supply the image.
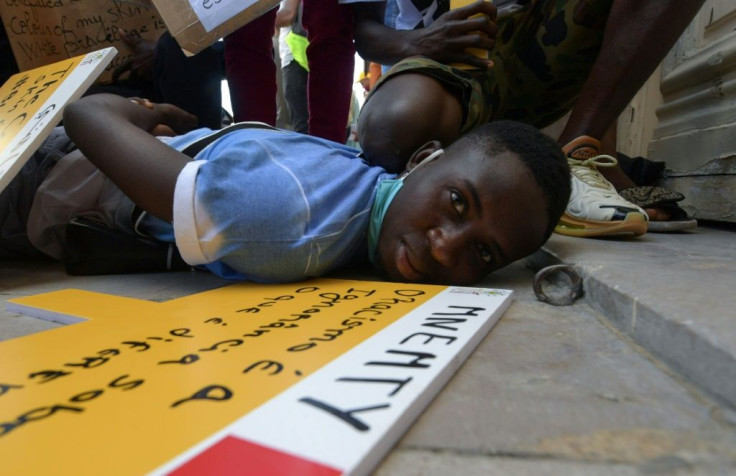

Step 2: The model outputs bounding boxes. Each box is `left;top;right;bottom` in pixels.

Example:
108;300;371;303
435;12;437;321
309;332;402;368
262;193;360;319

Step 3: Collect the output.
479;245;493;264
451;191;465;215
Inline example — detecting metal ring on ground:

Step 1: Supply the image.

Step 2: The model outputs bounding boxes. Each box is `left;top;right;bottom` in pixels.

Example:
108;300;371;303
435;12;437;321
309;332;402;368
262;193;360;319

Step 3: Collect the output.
533;264;583;306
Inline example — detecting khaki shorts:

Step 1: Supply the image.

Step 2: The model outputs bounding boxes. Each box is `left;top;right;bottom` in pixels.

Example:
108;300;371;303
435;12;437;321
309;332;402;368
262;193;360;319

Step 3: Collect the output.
370;0;613;133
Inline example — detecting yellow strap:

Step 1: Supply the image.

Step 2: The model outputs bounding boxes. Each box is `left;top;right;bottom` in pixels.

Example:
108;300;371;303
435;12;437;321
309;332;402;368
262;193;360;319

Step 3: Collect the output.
286;31;309;72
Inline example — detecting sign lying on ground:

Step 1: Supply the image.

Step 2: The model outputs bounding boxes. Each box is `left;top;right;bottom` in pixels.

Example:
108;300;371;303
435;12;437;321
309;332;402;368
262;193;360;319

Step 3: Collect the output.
0;0;165;83
0;47;116;193
1;279;512;475
150;0;280;55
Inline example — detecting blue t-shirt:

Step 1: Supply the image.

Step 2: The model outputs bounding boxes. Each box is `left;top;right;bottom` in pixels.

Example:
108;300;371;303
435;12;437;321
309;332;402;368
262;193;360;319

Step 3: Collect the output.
141;126;394;282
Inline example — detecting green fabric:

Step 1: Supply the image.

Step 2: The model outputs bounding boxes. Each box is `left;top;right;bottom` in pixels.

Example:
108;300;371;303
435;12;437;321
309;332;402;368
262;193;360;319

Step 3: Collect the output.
367;0;614;130
367;178;403;266
286;31;309;72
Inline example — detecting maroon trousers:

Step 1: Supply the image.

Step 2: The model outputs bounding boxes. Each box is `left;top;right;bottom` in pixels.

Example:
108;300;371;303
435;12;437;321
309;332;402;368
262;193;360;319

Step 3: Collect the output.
224;1;355;143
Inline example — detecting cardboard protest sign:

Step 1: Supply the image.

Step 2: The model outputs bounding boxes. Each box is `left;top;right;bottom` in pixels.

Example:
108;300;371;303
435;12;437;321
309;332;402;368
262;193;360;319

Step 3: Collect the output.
150;0;280;55
0;0;166;83
0;47;116;193
1;279;512;475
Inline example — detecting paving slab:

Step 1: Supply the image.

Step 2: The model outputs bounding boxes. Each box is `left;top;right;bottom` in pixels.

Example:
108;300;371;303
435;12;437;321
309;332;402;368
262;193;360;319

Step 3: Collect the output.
375;270;736;474
540;226;736;411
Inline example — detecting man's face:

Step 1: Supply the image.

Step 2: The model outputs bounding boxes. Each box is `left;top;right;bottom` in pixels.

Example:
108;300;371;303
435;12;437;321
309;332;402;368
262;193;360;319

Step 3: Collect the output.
376;146;549;285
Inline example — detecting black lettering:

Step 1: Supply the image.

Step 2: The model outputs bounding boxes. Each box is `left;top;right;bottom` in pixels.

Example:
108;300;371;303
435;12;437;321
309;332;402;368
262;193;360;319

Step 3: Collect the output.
433;306;485;317
237;307;260;314
28;369;71;383
109;374;144;390
366;350;436;369
159;354;200;365
340;318;363;328
288;342;316;352
0;383;23;397
0;405;83;438
309;328;345;342
121;340;151;351
422;317;467;331
64;355;110;369
296;286;319;293
198;339;243;353
277;313;312;322
170;328;194;338
400;332;457;346
205;317;227;326
69;389;104;403
336;377;413;397
243;360;283;376
299;398;389;432
395;289;426;297
353;310;381;317
260;321;298;329
171;385;233;408
346;287;376;297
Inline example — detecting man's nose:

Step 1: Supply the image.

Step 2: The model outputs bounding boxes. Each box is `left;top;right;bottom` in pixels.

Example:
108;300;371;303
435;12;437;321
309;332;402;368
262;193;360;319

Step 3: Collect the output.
427;226;466;268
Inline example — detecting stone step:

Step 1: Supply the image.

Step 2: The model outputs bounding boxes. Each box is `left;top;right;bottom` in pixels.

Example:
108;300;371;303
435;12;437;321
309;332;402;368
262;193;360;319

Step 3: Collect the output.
537;226;736;412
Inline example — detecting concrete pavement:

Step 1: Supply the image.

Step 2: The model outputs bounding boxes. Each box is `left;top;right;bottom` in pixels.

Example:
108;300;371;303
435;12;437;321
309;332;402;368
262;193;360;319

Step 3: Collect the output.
1;225;735;474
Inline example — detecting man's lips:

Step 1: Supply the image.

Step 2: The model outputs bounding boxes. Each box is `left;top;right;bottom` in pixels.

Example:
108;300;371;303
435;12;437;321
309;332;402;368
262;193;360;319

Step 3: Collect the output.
395;241;425;282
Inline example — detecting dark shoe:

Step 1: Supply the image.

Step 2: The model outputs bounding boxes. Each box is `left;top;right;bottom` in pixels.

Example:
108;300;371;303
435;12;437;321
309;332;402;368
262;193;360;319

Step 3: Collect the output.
618;186;697;232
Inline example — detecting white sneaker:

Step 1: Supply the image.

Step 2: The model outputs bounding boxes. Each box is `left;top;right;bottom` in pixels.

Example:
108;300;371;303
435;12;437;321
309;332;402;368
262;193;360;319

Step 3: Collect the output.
555;136;648;237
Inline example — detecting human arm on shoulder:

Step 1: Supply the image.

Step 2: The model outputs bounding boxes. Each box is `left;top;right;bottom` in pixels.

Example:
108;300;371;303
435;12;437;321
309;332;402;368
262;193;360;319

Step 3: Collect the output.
353;1;497;69
62;94;198;223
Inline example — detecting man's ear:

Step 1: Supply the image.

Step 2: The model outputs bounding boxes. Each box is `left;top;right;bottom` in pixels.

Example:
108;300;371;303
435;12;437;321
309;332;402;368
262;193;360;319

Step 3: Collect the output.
404;140;443;174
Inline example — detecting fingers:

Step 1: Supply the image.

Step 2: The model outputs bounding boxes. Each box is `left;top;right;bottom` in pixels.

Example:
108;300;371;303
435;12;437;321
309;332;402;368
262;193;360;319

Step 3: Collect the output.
158;104;199;133
117;28;141;47
430;25;496;68
463;14;498;38
129;99;198;134
445;24;496;50
129;97;155;109
458;54;495;69
417;1;496;67
442;11;497;40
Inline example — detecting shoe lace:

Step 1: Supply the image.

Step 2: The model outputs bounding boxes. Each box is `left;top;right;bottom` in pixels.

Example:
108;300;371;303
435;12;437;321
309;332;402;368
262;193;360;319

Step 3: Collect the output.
568;154;618;189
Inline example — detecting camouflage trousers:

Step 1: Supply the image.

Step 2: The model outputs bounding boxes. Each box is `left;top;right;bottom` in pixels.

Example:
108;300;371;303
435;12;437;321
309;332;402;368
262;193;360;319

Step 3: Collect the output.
371;0;614;133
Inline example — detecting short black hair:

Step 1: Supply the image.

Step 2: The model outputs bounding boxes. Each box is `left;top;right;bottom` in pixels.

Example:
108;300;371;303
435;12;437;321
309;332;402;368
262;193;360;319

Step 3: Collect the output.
452;120;570;243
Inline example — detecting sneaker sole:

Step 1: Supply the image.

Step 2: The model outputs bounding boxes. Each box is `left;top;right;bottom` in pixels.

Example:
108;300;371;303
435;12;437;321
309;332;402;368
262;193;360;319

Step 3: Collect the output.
554;212;648;238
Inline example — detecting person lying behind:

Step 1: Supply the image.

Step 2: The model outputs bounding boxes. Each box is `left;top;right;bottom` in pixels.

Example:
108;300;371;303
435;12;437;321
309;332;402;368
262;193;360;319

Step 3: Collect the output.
0;94;570;285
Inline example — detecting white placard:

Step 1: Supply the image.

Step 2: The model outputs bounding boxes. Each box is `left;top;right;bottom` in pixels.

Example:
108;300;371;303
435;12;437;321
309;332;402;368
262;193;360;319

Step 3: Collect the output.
188;0;260;32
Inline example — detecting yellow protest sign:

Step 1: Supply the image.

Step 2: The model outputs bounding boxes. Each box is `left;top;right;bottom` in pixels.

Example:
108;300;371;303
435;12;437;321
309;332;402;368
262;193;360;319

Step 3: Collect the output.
0;47;116;192
1;279;512;475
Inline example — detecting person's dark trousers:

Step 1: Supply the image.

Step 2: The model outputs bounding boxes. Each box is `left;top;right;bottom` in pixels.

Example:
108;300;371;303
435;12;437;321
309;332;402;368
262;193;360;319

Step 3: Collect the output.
282;61;309;134
154;32;225;130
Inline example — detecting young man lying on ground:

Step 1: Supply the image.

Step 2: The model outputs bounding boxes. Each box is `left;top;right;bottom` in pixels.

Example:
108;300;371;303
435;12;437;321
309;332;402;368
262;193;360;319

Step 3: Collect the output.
0;94;569;285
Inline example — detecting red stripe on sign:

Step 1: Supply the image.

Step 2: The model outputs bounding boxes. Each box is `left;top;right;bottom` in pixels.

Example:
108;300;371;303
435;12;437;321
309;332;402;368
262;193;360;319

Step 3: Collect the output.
169;435;343;476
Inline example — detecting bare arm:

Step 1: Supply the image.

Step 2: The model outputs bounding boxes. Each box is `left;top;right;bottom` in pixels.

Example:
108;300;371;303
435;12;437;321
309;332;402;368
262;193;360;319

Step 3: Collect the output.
275;0;300;28
62;94;198;222
354;1;497;69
